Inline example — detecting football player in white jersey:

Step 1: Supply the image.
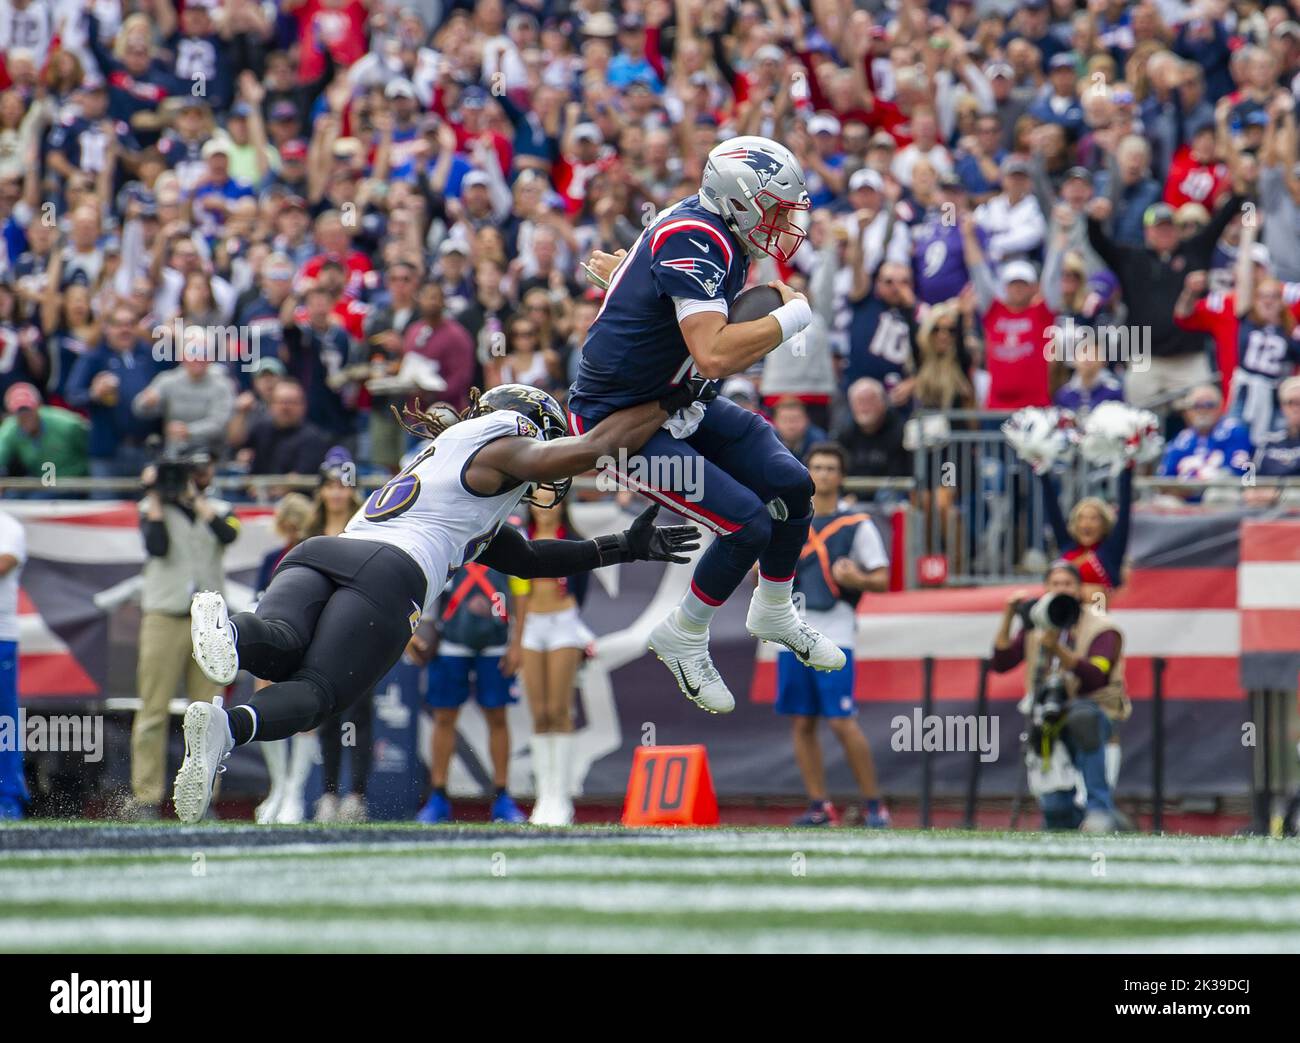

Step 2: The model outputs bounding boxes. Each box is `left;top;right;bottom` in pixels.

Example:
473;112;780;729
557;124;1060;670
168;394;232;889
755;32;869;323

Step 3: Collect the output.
172;384;701;823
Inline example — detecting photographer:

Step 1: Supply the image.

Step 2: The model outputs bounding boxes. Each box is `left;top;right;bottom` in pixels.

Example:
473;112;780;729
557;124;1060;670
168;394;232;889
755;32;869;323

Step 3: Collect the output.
130;448;240;818
991;561;1131;833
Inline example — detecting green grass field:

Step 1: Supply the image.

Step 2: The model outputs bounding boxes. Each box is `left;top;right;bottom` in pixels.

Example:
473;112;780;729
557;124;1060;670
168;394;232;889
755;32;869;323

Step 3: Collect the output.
2;823;1299;953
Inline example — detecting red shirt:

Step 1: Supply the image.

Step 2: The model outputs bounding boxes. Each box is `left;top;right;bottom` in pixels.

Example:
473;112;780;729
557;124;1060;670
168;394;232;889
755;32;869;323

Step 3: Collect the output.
403;316;475;412
293;0;367;82
1175;291;1239;390
299;251;374;300
1163;146;1230;208
982;299;1055;409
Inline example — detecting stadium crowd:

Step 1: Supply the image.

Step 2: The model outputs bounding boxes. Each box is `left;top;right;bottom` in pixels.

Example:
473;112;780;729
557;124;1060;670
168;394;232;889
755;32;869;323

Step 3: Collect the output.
1;0;1300;502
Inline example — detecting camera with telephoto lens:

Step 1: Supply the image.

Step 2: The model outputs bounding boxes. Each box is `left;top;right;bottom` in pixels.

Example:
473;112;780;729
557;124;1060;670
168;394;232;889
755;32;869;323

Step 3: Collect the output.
1016;591;1082;632
147;443;210;503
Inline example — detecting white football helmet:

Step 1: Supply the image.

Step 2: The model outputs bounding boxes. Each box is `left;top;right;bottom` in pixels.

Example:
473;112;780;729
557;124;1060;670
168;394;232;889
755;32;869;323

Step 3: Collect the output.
699;136;811;264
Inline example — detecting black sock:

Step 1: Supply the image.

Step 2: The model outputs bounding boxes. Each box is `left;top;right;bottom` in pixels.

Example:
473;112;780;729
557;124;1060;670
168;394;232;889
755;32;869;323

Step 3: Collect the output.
494;786;508;799
433;786;447;799
228;705;257;746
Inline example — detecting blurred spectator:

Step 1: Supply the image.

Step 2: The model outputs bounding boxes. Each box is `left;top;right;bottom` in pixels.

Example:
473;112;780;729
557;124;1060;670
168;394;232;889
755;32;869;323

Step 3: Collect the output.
404;281;475;410
238;377;329;479
770;398;827;463
836;377;911;480
65;303;165;486
1093;137;1163;247
973;156;1046;264
1249;376;1300;505
226;357;286;454
1052;346;1125;414
0;382;89;485
962;217;1054;409
131;357;235;457
1089;192;1246;410
1157;384;1253;499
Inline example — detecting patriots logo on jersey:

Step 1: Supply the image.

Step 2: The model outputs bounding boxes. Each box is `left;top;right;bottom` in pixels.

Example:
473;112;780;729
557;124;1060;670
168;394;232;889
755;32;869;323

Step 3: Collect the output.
717;147;784;189
658;256;727;297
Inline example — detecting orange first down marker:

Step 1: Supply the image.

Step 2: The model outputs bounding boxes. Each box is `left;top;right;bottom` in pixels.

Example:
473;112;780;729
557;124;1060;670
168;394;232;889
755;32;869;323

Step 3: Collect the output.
621;744;719;827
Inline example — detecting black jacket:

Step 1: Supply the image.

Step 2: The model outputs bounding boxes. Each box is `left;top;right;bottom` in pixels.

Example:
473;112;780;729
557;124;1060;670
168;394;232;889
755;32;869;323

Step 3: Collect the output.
835;409;912;478
1087;194;1246;360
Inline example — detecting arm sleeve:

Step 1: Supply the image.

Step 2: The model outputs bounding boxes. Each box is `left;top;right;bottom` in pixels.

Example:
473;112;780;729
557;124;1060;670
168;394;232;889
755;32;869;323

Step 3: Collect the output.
1038;471;1074;553
475;523;606;578
989;630;1025;673
970;259;999;312
1073;629;1121;692
209;511;240;546
142;517;169;557
1086;216;1122;274
1041;231;1066;313
1100;466;1133;565
1189;194;1245;266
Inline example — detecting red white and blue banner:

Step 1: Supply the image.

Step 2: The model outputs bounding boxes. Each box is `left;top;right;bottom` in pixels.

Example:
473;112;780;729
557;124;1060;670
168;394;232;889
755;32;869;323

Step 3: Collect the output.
4;501;1295;803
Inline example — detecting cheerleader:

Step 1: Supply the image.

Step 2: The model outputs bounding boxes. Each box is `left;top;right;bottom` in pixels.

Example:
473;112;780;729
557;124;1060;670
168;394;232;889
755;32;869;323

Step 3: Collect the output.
251;493;313;824
517;491;594;827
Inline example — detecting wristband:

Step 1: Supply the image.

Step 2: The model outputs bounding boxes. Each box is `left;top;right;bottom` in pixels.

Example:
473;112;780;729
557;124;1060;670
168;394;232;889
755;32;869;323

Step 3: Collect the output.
772;298;812;342
594;532;631;566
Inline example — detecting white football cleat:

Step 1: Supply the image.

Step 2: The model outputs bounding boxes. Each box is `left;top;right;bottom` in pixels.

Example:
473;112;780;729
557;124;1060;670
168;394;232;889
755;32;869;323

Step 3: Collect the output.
191;591;239;686
648;613;735;714
338;793;368;823
172;697;234;824
747;596;846;672
275;796;305;825
254;788;283;825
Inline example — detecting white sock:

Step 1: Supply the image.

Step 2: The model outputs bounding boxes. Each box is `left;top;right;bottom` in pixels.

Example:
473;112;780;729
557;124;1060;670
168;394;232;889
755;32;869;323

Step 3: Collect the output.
261;736;287;790
531;732;553;801
678;589;718;631
286;732;318;802
756;573;795;605
1105;743;1121;790
551;732;574;801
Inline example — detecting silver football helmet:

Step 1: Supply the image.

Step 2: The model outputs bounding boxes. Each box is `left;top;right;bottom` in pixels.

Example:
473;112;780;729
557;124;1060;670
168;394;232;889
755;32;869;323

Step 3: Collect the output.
699;136;811;264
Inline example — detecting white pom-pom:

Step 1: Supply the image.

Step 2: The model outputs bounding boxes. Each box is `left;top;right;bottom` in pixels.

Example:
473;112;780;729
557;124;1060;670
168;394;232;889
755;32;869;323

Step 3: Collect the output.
1078;401;1164;472
1001;407;1079;474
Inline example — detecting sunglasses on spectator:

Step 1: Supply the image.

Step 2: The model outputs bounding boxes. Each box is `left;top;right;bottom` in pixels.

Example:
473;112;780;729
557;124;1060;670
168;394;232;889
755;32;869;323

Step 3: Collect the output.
1189;400;1219;410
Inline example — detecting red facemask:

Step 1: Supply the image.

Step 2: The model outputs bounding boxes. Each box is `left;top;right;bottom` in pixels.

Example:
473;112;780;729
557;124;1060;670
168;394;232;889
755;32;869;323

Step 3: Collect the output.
746;191;811;263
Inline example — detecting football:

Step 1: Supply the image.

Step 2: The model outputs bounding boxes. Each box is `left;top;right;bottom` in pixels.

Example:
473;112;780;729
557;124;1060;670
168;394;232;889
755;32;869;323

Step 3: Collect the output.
729;283;785;324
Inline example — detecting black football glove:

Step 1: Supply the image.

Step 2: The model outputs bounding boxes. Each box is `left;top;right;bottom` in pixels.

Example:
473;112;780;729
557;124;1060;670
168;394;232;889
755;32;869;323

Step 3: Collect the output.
595;504;702;565
659;373;720;415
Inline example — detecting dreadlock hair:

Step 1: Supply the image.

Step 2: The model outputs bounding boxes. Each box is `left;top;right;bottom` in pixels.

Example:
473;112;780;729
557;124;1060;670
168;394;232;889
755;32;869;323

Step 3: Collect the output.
391;387;485;442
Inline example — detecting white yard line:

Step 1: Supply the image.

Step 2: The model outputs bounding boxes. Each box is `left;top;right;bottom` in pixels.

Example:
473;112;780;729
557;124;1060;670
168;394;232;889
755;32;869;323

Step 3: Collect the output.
2;916;1298;955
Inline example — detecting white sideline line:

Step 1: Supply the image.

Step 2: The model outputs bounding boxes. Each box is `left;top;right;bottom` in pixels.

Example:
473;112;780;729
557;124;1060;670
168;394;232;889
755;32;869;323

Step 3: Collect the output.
2;917;1299;955
11;852;1300;891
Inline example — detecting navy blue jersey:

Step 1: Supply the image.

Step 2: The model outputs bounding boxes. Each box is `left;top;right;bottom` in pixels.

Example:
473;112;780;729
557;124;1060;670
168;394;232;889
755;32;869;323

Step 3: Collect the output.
1256;430;1300;476
1238;321;1300;380
568;195;750;420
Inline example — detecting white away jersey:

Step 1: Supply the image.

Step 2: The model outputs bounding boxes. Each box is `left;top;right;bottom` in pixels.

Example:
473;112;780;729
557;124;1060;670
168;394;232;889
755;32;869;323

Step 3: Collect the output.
341;410;541;613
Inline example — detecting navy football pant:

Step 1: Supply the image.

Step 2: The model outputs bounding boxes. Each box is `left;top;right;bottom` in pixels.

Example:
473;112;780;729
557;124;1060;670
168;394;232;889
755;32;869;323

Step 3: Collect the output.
570;396;814;606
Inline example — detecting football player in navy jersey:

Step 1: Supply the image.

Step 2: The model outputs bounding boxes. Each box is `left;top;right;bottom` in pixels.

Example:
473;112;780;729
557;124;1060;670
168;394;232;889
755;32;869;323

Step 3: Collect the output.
569;136;845;715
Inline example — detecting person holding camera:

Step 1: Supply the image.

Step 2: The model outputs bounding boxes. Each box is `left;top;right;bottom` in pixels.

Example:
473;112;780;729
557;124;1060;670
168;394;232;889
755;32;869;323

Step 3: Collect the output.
991;561;1131;833
131;450;240;817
